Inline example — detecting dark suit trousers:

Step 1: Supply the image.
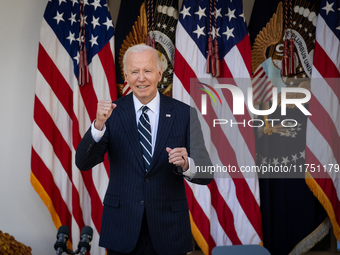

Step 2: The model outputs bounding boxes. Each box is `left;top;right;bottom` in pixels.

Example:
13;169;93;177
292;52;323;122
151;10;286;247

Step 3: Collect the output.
107;212;186;255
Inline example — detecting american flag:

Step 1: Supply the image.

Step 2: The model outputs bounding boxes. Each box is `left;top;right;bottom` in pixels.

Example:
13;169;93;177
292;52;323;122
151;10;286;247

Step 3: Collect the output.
305;0;340;242
173;0;262;254
30;0;116;254
252;65;274;103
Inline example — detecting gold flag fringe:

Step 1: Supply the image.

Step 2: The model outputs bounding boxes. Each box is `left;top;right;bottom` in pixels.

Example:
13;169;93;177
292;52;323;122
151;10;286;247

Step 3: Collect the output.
305;171;340;242
189;211;209;255
30;172;73;250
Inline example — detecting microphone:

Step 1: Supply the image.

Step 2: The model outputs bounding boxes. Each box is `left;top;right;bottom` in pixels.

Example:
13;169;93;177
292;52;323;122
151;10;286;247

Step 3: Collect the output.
77;226;93;255
54;225;70;255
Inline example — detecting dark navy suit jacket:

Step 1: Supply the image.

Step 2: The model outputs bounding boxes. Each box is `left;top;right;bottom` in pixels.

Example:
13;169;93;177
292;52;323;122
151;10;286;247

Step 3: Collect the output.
76;92;212;254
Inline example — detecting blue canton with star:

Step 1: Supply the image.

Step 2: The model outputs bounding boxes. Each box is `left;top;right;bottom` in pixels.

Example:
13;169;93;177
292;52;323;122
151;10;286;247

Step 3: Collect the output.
320;0;340;40
44;0;114;78
179;0;248;59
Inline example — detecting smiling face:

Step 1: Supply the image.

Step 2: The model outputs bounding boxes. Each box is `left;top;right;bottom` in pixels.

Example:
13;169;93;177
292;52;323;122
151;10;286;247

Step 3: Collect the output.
124;49;162;105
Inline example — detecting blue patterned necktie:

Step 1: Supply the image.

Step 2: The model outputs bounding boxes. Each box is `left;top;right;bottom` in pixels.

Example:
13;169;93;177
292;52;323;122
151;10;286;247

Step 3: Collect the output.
138;106;152;171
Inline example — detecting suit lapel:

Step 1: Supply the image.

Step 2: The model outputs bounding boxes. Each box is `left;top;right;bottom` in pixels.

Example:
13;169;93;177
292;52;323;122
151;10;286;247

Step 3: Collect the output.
148;94;175;172
118;94;144;170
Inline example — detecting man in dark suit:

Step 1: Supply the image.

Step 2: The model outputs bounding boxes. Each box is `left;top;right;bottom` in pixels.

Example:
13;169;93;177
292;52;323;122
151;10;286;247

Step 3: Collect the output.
76;44;212;255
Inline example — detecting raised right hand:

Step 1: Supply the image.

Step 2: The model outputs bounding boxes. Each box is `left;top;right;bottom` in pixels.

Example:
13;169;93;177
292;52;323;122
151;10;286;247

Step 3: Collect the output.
94;100;116;130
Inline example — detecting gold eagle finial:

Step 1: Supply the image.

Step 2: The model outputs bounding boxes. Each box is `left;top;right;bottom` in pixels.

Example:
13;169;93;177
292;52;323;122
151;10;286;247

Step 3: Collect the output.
251;2;283;74
118;3;148;82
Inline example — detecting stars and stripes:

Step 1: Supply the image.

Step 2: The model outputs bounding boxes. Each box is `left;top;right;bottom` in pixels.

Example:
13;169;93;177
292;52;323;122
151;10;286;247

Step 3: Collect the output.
30;0;116;254
252;65;274;103
305;0;340;243
173;0;262;254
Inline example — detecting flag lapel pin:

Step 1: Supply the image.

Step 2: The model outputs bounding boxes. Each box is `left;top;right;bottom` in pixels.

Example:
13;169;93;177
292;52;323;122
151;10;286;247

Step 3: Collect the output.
166;114;171;117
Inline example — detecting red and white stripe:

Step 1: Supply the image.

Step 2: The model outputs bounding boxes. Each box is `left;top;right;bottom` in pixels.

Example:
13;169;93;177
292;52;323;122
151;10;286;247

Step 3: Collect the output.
173;21;262;255
252;65;274;102
31;16;116;255
305;13;340;239
122;81;132;96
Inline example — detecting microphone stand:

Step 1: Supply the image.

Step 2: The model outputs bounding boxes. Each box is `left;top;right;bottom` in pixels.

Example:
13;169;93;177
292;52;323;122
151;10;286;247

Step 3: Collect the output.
55;244;91;254
56;248;87;255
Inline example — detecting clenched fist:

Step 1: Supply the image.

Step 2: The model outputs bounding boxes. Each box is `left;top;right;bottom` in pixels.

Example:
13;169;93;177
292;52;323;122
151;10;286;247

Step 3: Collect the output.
94;100;116;130
166;147;189;171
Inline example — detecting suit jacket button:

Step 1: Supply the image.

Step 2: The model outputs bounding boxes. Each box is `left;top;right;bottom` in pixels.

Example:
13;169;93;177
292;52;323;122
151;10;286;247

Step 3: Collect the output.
140;200;144;206
144;178;149;182
87;144;92;152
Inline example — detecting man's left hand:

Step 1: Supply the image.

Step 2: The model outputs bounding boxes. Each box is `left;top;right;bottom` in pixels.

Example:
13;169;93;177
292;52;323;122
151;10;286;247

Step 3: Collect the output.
166;147;189;171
